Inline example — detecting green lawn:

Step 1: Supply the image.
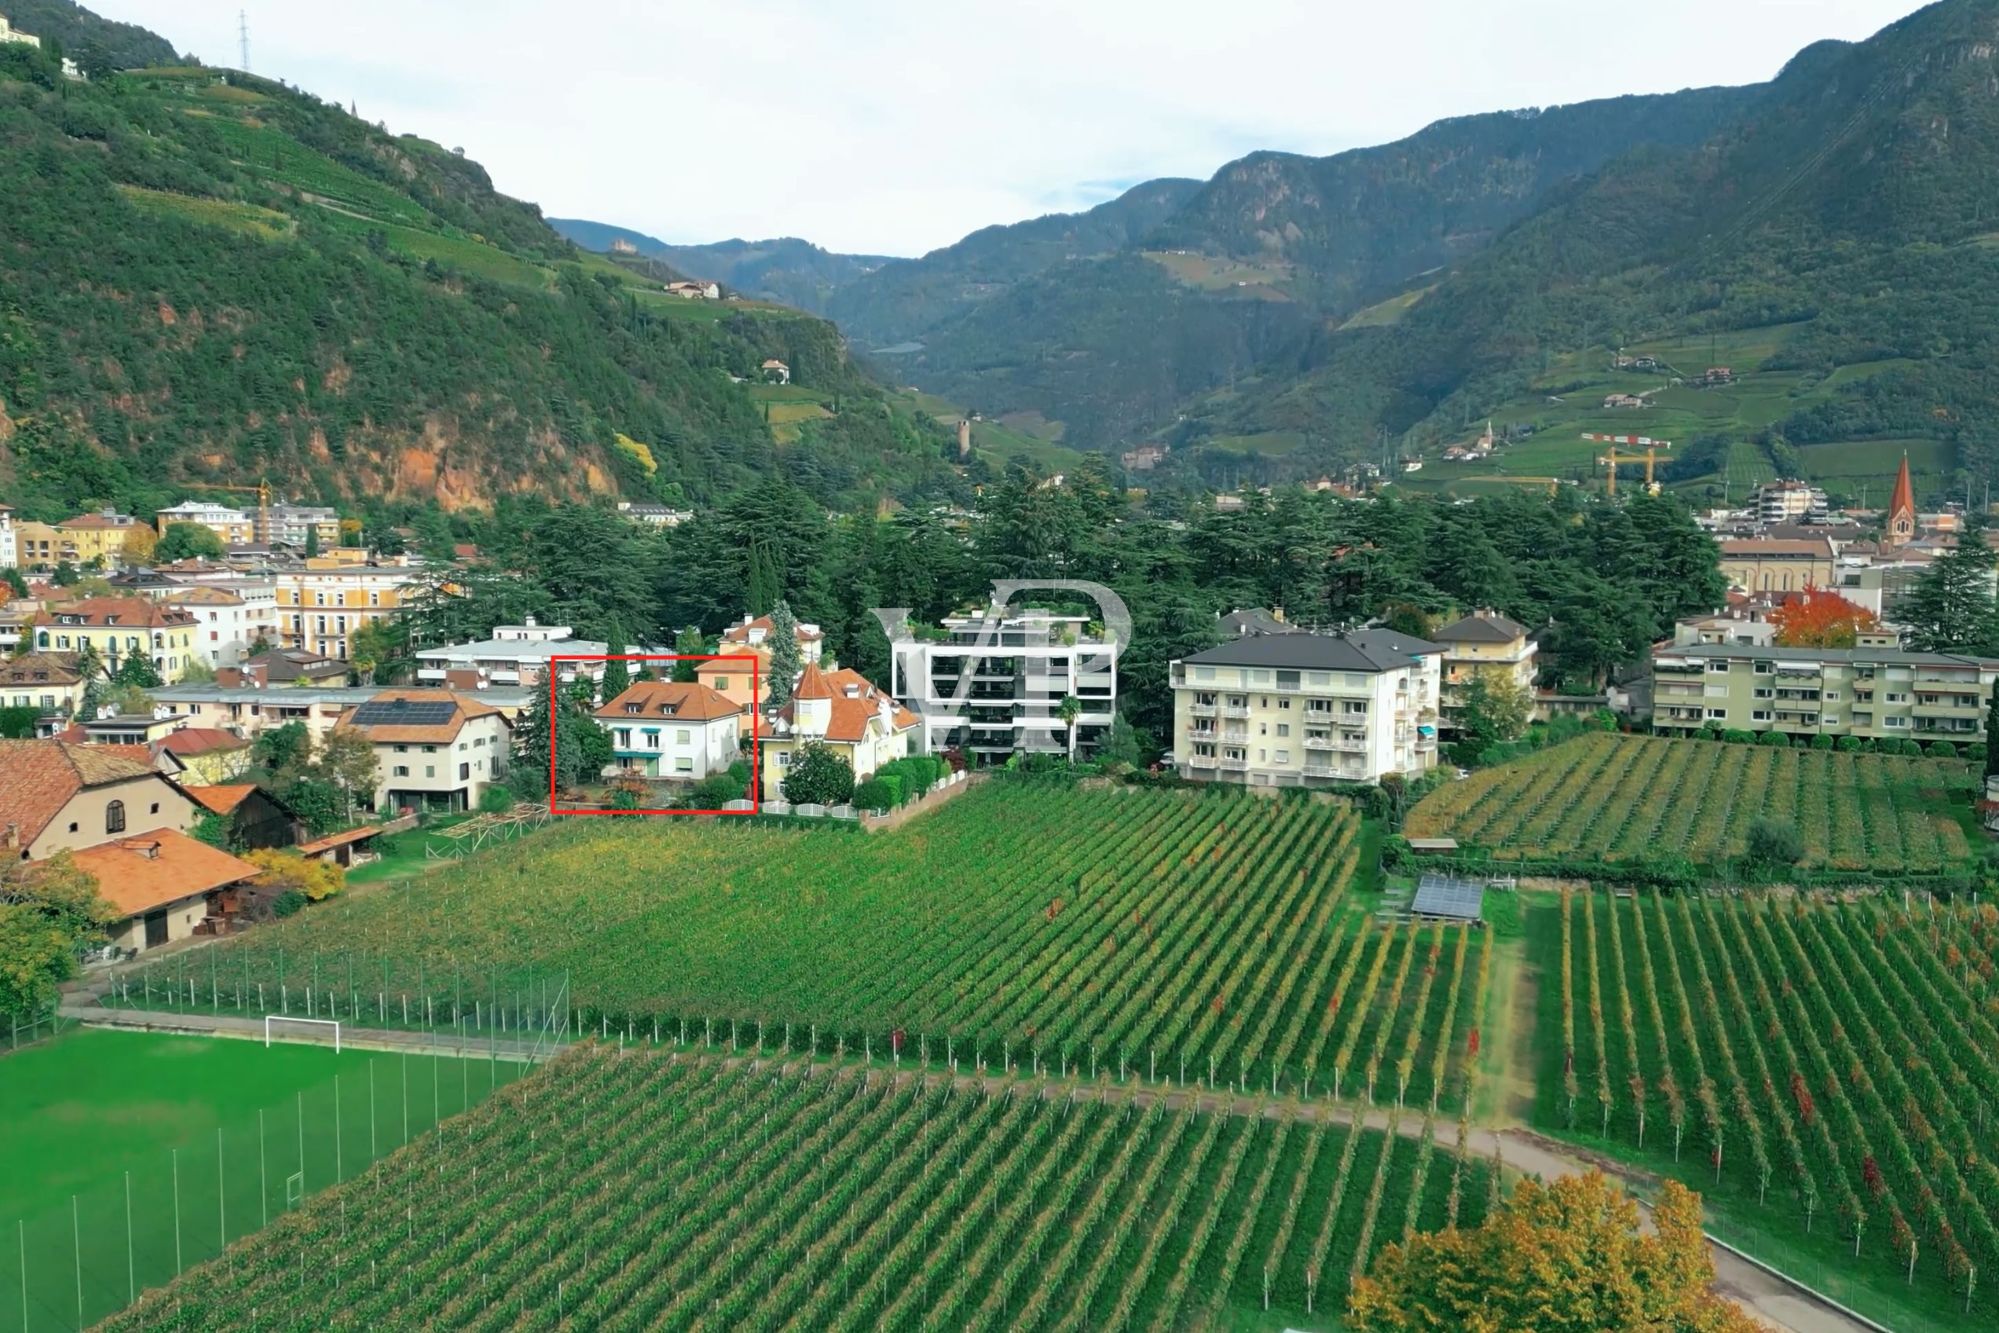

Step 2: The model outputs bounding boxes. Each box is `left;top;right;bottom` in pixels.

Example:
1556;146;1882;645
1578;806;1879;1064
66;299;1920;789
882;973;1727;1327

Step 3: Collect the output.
0;1028;515;1331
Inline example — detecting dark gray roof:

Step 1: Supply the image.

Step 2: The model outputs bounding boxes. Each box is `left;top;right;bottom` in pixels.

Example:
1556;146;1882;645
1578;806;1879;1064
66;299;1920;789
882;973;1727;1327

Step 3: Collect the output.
1655;643;1999;669
1432;611;1528;644
1181;629;1442;674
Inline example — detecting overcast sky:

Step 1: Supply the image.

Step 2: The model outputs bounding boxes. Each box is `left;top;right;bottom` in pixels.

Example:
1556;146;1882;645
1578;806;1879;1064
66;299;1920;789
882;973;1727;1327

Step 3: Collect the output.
101;1;1928;257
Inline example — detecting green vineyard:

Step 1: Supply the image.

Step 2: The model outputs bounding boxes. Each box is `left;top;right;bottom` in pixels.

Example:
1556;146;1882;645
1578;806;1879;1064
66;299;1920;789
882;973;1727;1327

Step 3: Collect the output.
101;1049;1494;1332
1406;733;1976;874
118;785;1491;1106
1546;887;1999;1326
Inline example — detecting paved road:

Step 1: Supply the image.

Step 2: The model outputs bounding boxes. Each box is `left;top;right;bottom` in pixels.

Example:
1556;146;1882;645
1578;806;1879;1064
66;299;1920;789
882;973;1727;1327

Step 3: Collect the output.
63;1005;1878;1333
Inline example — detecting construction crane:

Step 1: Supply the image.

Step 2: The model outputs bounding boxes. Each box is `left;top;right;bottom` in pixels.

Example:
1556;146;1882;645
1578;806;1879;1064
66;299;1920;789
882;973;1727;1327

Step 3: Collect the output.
1583;434;1672;497
187;481;273;544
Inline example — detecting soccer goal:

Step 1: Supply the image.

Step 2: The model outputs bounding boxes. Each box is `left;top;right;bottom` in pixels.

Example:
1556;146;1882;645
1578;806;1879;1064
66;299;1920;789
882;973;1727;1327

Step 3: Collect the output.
264;1015;342;1052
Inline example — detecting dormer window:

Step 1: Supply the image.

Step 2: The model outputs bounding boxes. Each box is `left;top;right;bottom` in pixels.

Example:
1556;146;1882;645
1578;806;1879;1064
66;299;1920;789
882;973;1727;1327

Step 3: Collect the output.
624;703;642;713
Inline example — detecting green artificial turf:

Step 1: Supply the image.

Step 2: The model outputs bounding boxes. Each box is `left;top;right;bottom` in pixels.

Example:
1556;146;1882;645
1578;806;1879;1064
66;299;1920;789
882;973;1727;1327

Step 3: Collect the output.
0;1028;513;1331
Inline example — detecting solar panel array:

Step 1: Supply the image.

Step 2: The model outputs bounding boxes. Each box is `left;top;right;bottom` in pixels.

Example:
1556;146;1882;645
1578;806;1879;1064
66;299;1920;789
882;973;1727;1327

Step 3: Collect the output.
351;699;457;727
1412;874;1485;922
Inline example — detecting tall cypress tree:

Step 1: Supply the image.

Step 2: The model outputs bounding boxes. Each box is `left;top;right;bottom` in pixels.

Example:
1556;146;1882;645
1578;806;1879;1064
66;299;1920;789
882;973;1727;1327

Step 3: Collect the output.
600;618;630;701
1985;681;1999;781
766;600;803;708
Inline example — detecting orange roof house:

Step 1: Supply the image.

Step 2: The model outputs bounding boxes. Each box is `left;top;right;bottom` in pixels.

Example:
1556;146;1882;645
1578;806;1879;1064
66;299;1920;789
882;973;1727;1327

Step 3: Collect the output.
593;682;744;782
759;664;917;801
70;828;261;953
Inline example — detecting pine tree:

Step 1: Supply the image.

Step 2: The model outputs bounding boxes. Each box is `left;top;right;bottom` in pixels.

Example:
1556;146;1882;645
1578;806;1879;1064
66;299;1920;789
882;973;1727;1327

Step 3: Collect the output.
1985;681;1999;780
601;619;630;701
746;540;781;617
766;600;803;708
1903;526;1999;653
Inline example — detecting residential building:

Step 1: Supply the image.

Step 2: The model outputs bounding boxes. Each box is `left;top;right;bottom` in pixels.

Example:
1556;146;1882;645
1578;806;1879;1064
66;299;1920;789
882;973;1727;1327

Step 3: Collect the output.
0;739;200;860
151;682;533;742
0;14;41;47
890;608;1119;761
333;690;512;814
1672;610;1778;648
1750;480;1829;527
414;619;618;691
0;652;84;728
71;713;183;747
157;727;253;783
1120;444;1168;471
155;501;256;546
593;682;742;780
183;784;302;850
1218;607;1302;638
702;613;825;709
272;565;421;660
1431;610;1538;728
0;502;15;568
666;280;721;299
71;830;262;954
12;519;57;568
34;597;200;682
615;501;694;528
757;664;917;800
1649;642;1999;742
761;358;790;384
164;585;279;667
1717;537;1836;594
265;504;342;548
55;510;142;567
1170;630;1442;787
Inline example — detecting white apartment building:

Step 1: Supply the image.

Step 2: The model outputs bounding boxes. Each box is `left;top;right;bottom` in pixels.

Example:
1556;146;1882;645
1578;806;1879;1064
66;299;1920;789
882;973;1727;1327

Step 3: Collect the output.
1750;480;1829;526
164;585;279;667
414;619;632;692
1171;630;1442;787
334;690;513;814
266;504;342;548
0;503;16;568
889;609;1118;761
155;501;256;546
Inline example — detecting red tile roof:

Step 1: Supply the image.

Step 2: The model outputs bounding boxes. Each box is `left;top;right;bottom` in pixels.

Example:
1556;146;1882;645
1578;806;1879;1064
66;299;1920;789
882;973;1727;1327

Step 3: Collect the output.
70;828;260;918
43;597;197;629
183;783;257;815
720;614;822;644
595;681;741;723
158;727;249;757
0;740;164;849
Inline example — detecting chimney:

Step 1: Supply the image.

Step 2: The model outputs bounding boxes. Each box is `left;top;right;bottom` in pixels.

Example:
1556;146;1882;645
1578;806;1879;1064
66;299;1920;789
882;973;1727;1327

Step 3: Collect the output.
2;823;17;852
1271;606;1285;624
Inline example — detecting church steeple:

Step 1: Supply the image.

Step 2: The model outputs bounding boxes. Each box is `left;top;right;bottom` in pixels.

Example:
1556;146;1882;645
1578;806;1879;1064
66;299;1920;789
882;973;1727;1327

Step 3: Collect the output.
1886;453;1916;548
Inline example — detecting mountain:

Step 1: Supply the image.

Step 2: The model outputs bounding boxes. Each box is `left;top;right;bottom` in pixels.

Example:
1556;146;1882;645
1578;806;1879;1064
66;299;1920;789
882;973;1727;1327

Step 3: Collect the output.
548;221;894;315
819;0;1999;501
826;177;1203;347
0;0;180;71
0;17;962;523
1183;0;1999;494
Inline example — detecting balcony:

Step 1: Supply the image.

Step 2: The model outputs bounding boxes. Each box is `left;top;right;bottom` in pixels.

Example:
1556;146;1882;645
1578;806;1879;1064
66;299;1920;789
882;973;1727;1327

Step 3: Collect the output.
1303;735;1337;751
1187;754;1218;769
1915;702;1982;719
1187;702;1217;718
1220;704;1252;720
1221;725;1249;741
1218;756;1250;772
1914;676;1983;692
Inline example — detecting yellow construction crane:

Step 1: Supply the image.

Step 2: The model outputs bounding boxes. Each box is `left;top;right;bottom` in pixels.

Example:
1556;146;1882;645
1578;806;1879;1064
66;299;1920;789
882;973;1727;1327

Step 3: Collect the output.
1583;434;1672;497
187;481;273;544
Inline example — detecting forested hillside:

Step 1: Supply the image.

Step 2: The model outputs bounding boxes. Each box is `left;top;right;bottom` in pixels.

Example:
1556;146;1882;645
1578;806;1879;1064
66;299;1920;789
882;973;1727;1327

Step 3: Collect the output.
548;221;895;316
0;32;960;521
0;0;178;72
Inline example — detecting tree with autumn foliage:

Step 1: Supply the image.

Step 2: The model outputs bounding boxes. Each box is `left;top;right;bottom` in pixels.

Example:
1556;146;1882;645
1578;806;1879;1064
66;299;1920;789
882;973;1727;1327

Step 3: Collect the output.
1349;1170;1756;1333
1770;586;1877;649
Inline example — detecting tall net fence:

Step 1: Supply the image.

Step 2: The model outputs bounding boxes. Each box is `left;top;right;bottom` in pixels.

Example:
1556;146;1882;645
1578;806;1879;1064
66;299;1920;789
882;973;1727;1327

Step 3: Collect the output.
3;1045;528;1333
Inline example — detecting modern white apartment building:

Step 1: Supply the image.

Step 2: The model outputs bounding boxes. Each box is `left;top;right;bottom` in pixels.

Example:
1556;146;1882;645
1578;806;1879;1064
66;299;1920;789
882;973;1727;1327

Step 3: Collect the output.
266;504;342;548
414;619;620;691
0;503;16;568
889;609;1118;761
1650;642;1999;742
1170;630;1442;787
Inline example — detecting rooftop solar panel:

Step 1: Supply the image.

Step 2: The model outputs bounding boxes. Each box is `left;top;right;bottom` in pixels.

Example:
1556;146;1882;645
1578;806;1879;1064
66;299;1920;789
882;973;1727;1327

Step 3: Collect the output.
1412;874;1485;923
352;700;457;727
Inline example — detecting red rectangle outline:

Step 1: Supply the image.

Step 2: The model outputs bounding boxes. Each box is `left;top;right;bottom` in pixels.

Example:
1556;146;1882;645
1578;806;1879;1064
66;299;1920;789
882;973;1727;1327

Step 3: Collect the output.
546;654;760;816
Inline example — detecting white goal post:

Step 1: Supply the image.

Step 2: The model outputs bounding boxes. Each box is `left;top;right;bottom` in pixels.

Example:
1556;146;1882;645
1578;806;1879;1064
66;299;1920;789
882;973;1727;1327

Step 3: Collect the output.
264;1015;342;1052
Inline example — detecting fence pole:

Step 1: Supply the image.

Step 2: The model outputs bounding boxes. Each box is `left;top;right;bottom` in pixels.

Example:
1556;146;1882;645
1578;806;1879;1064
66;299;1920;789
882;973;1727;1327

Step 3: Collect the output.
259;1110;267;1228
72;1194;82;1333
172;1147;182;1275
401;1052;409;1146
335;1075;343;1182
297;1092;305;1196
126;1170;134;1306
218;1127;226;1248
19;1218;26;1333
370;1061;378;1162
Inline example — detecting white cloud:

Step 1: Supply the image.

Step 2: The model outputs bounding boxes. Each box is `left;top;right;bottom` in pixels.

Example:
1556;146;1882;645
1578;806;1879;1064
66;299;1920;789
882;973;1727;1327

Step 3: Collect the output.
102;0;1928;255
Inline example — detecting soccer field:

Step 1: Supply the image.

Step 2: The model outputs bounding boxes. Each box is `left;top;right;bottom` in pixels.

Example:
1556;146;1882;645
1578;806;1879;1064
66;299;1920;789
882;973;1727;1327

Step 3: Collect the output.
0;1028;517;1332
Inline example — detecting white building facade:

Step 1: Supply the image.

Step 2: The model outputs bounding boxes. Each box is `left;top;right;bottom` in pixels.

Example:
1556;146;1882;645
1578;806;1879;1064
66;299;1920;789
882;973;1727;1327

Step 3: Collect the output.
1171;630;1442;786
889;610;1118;762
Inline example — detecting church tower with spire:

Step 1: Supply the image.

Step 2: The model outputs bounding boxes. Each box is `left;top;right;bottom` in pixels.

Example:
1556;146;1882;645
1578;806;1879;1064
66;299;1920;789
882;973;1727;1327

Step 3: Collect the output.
1886;453;1916;548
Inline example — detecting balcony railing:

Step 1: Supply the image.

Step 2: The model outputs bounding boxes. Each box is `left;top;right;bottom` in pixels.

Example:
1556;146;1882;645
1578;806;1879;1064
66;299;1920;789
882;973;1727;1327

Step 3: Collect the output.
1187;754;1218;769
1218;756;1250;771
1303;736;1336;751
1220;704;1251;719
1221;726;1249;741
1188;702;1217;718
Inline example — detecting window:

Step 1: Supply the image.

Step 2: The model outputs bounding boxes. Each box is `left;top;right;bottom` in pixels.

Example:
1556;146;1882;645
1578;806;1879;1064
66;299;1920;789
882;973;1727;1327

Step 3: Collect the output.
68;821;78;834
393;765;410;777
1706;709;1726;720
395;744;408;753
1751;710;1772;722
676;729;691;745
150;802;159;815
714;676;730;690
1752;687;1774;700
425;765;436;777
1707;660;1730;674
105;801;125;834
1885;692;1908;704
1274;749;1290;764
1276;723;1290;737
1752;661;1774;675
675;757;693;773
1885;716;1909;729
1823;690;1840;702
459;763;470;781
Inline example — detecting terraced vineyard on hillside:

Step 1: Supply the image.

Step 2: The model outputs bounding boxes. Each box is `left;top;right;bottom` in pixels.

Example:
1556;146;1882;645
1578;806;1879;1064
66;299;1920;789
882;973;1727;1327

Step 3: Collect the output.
103;1050;1493;1332
1406;734;1976;874
1547;888;1999;1323
121;785;1491;1107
